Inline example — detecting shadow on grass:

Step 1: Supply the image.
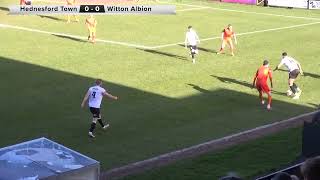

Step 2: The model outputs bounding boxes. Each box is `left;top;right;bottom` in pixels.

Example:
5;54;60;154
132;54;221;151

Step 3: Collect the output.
0;7;9;12
137;48;187;61
211;75;290;97
187;83;210;93
0;56;316;171
271;90;288;97
177;44;217;54
52;34;87;43
38;15;65;22
277;69;320;79
211;75;252;88
198;47;217;54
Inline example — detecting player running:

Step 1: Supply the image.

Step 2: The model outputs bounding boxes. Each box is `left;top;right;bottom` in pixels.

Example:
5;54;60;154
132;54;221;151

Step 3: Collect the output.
253;60;273;110
274;52;303;100
185;25;200;64
85;15;97;43
217;24;237;56
81;79;118;138
66;0;79;23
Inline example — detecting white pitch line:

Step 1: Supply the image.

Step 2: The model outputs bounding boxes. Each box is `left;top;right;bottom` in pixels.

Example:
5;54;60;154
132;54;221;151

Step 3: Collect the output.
150;21;320;49
159;1;320;21
176;7;210;12
1;21;320;49
103;110;319;179
0;23;151;49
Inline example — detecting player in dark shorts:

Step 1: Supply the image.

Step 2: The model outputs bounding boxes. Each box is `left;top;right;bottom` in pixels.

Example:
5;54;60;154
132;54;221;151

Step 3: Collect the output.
185;26;200;64
188;45;198;61
81;79;118;138
274;52;303;99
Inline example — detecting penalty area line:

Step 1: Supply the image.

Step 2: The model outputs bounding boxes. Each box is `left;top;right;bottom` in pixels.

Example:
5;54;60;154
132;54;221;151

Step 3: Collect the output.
0;23;151;49
150;21;320;49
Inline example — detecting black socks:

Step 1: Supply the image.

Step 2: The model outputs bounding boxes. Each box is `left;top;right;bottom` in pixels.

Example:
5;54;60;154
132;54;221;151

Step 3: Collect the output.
89;123;96;132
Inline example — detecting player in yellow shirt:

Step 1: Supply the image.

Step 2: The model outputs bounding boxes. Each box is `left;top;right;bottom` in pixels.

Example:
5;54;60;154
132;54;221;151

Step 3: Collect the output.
66;0;79;23
86;15;97;43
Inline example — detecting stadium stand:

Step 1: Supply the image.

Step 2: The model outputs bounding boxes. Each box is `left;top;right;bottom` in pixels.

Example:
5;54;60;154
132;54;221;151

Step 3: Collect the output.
256;111;320;180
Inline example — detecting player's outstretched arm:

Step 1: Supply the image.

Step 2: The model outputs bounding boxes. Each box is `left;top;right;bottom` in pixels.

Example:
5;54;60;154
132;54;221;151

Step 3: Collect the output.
184;35;188;48
103;91;118;100
269;70;273;88
196;33;200;44
85;19;90;27
81;91;90;108
252;71;258;88
270;77;273;88
274;60;284;71
233;33;237;45
273;64;281;71
296;60;304;75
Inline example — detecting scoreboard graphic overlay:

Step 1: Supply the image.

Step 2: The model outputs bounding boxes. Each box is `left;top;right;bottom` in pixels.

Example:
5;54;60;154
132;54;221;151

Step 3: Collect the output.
9;5;176;14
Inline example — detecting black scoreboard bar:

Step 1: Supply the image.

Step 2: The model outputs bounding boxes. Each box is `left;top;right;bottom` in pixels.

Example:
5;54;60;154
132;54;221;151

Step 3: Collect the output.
79;5;105;13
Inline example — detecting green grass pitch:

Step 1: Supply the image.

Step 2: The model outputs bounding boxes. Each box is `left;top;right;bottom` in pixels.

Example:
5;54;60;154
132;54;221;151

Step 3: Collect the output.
123;127;303;180
0;0;319;172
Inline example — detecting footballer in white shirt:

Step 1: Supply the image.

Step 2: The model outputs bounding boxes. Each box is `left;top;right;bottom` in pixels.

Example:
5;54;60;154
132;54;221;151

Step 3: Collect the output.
81;79;118;138
274;52;304;99
185;26;200;64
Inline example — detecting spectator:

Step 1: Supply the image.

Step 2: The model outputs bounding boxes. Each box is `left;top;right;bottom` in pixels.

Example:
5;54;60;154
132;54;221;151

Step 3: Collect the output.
291;175;300;180
312;111;320;123
272;172;294;180
272;172;300;180
301;156;320;180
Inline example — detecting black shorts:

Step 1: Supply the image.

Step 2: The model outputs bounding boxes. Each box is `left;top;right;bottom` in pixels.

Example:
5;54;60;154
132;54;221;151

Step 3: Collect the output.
89;107;100;118
289;69;300;79
188;45;197;53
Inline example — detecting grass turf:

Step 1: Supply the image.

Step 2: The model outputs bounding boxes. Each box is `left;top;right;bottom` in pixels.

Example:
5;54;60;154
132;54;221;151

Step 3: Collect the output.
122;127;303;180
0;0;319;171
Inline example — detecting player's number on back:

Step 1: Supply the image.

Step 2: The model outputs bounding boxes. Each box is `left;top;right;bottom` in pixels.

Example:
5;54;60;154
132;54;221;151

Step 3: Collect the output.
92;91;96;98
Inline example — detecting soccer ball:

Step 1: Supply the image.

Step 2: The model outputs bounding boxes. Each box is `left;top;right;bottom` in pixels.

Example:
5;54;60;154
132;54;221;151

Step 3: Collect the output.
287;89;293;96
